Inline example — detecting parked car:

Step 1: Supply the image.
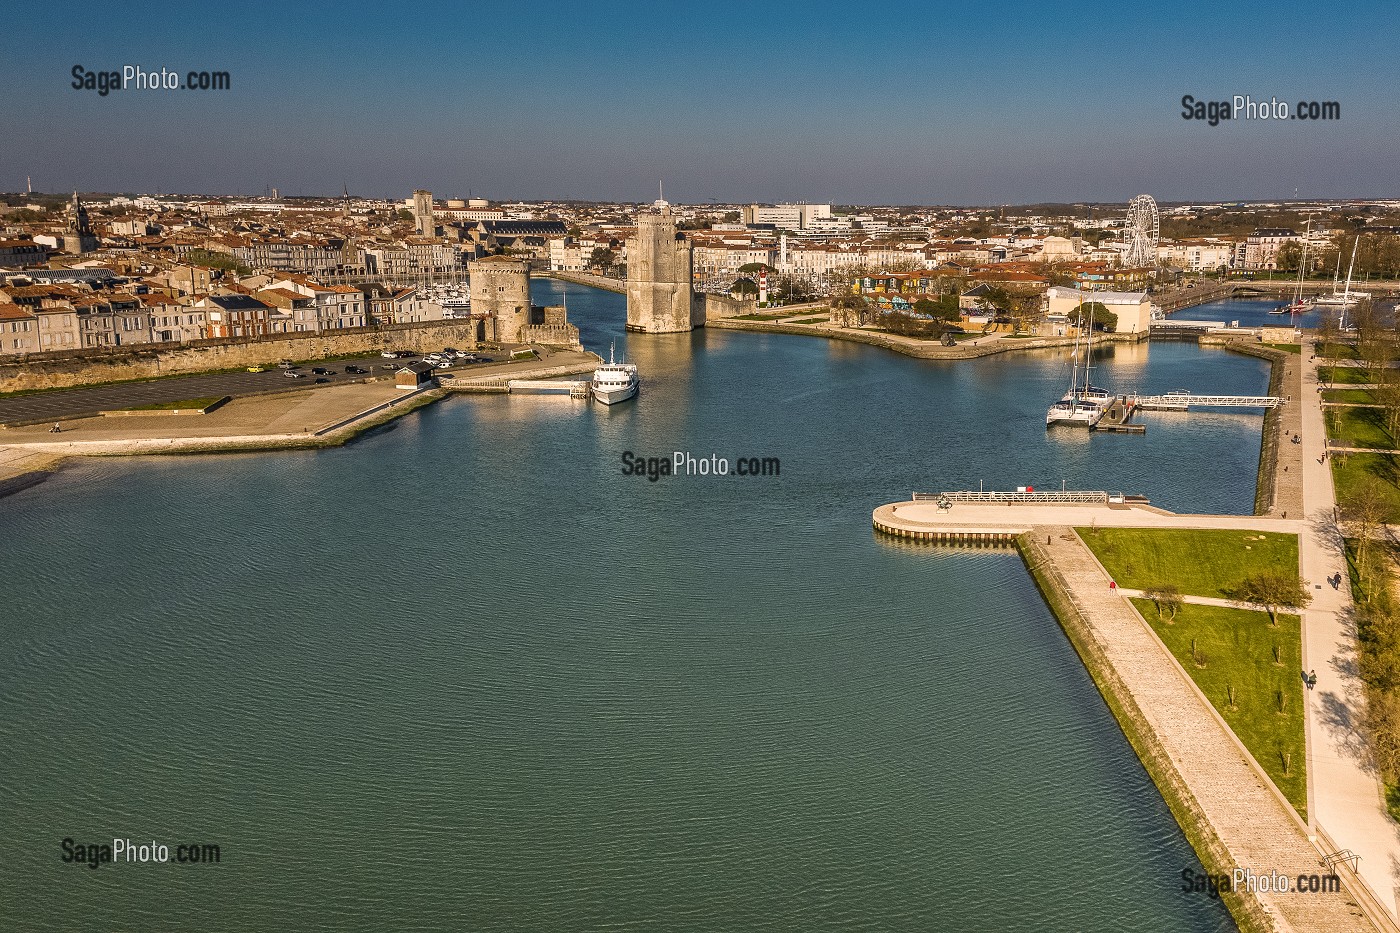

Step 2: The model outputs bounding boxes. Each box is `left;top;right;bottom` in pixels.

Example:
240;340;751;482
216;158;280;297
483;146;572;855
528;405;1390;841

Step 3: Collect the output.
344;365;367;374
438;373;456;381
380;350;400;359
277;360;294;369
314;377;329;384
284;370;305;378
311;367;335;375
442;347;459;355
395;350;417;358
380;363;400;371
476;357;495;363
436;361;453;369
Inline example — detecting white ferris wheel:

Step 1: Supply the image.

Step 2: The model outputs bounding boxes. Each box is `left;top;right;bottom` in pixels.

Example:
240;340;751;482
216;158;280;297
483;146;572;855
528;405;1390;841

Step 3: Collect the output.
1123;194;1159;268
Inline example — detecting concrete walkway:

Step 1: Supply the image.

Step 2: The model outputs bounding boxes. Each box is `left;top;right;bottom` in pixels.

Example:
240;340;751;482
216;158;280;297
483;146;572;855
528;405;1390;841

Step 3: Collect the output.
1116;587;1276;612
1301;338;1400;918
879;499;1304;535
1268;349;1305;517
1039;528;1377;931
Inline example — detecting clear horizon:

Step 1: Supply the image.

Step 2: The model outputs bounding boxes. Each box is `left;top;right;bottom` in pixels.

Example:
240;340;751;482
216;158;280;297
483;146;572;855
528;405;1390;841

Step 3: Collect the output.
3;0;1394;205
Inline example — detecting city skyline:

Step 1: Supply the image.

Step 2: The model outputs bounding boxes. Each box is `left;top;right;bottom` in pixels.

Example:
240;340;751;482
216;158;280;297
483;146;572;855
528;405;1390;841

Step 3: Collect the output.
3;1;1394;205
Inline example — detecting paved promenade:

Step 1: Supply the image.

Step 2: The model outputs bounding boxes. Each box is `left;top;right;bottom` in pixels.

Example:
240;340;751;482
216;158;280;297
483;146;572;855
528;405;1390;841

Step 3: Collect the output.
1301;340;1400;919
1036;527;1377;931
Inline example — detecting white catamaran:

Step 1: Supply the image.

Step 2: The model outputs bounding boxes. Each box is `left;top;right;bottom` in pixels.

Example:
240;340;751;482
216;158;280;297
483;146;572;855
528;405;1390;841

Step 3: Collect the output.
1047;311;1111;428
1314;237;1370;309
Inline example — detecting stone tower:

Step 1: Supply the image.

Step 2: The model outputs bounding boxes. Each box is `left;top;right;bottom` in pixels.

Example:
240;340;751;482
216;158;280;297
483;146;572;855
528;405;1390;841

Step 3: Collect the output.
65;191;98;254
412;189;435;236
469;255;533;343
626;201;697;333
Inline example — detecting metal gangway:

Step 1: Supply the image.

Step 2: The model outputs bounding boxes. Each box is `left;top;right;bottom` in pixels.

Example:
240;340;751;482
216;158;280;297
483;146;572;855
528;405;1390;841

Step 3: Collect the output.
1129;391;1285;411
507;379;590;398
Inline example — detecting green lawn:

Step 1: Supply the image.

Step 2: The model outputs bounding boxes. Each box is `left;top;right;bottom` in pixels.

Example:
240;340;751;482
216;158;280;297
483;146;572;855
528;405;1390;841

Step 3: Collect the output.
1320;365;1377;385
1077;527;1299;598
1327;405;1397;449
786;316;829;324
1133;600;1307;816
1324;388;1378;405
1318;342;1361;361
1263;343;1302;353
124;396;225;412
1331;452;1400;524
735;312;794;322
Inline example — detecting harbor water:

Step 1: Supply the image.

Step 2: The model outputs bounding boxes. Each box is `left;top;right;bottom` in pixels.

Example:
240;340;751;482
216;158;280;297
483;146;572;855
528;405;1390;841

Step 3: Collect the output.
0;284;1279;931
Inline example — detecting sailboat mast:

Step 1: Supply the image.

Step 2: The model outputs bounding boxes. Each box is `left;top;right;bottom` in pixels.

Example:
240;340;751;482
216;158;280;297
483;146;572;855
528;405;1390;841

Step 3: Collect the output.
1294;219;1309;305
1343;238;1358;302
1080;303;1094;398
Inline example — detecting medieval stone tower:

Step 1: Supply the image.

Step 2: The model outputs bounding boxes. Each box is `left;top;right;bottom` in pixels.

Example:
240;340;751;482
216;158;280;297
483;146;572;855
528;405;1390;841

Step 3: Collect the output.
626;201;697;333
468;255;532;343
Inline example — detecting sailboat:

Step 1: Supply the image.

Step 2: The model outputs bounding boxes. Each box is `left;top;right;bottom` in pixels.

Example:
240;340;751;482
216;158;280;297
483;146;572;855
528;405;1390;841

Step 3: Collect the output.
1314;237;1370;308
1047;309;1110;427
1272;220;1312;314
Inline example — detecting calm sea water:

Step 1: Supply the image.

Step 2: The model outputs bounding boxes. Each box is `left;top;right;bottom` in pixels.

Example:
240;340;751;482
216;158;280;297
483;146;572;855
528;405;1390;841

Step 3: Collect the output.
0;281;1265;931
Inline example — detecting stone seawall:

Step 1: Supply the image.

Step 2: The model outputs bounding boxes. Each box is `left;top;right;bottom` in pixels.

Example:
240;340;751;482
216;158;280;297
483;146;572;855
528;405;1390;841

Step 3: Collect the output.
707;318;1146;359
535;270;626;294
0;321;484;394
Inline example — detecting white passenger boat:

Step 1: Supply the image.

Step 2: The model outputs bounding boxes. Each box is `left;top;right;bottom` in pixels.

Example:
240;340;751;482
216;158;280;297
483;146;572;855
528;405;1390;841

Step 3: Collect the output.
591;343;639;405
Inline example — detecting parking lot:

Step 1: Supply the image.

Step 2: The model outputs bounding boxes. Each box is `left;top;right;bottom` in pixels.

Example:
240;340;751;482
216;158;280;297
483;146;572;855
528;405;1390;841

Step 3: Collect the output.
0;344;521;425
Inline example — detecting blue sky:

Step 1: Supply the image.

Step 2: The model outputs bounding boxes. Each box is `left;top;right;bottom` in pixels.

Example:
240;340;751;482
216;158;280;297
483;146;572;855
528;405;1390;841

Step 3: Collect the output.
2;0;1394;204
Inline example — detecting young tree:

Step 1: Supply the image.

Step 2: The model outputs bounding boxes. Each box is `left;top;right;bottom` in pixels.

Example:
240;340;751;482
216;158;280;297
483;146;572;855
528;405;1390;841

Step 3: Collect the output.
1345;475;1392;586
1145;584;1183;623
1232;571;1312;626
830;293;871;327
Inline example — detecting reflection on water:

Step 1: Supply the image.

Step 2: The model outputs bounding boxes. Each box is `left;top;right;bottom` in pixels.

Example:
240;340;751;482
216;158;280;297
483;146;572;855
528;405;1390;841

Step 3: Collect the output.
0;282;1244;933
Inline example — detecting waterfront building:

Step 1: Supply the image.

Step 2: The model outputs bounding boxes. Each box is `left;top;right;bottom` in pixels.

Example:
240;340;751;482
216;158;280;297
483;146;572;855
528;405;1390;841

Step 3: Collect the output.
1242;228;1299;270
1045;286;1152;334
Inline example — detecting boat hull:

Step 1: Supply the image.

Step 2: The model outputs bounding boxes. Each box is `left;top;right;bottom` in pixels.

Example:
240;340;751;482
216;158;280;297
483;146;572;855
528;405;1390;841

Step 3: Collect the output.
592;383;638;405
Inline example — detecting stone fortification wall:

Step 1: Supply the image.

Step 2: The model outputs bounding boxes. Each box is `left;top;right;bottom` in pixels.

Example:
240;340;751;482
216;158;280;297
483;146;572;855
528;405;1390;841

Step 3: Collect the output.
0;321;483;394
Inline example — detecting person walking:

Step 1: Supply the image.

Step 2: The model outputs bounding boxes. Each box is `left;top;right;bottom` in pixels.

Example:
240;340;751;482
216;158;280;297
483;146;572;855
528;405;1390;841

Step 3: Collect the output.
1307;670;1318;691
49;422;61;433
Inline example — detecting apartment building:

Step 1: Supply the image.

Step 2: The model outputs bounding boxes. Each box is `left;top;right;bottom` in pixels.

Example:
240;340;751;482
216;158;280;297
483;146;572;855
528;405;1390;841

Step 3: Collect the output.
0;303;39;354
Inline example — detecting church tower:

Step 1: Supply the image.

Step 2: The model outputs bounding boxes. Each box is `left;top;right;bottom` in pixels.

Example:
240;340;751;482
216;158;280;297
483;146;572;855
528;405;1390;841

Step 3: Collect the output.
65;191;98;254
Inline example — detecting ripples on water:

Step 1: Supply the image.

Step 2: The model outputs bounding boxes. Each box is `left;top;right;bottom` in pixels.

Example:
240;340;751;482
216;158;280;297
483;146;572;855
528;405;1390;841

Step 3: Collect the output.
0;283;1247;931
